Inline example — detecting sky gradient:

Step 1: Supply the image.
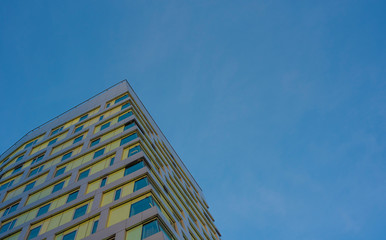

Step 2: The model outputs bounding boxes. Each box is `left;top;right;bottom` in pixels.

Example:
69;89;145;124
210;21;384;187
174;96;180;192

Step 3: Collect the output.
1;1;386;239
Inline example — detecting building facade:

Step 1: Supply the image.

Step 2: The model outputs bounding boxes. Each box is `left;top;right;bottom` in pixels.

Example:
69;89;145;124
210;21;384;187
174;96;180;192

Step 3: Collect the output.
0;81;221;240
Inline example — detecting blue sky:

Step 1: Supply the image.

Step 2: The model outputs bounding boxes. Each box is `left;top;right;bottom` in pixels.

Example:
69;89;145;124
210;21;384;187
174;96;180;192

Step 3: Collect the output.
1;1;386;239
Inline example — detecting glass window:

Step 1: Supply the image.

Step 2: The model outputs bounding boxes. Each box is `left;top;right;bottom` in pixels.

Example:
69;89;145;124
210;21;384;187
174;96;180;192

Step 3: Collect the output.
128;146;142;157
79;114;88;121
109;157;115;166
32;155;44;164
3;203;19;217
78;169;90;181
106;103;110;108
25;140;37;149
37;203;50;217
29;165;44;177
16;155;24;162
124;122;135;131
118;112;133;122
115;94;128;104
92;220;99;234
55;167;66;177
13;165;23;174
61;152;72;161
129;197;155;217
73;204;88;220
100;122;110;131
74;125;84;133
121;102;131;110
52;181;65;193
134;177;149;192
99;115;104;121
0;219;17;234
93;148;105;159
120;133;138;146
67;191;79;203
27;225;41;240
51;126;63;136
73;135;83;144
0;180;14;191
63;230;77;240
100;177;107;187
124;161;145;176
141;220;159;239
90;138;100;147
48;138;57;146
114;189;121;201
24;181;36;192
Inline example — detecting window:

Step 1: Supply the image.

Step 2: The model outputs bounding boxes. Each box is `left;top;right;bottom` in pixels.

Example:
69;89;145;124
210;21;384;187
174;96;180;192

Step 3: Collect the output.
141;220;171;240
74;125;84;133
92;220;99;234
27;225;41;240
52;181;65;193
79;114;88;121
129;197;156;217
24;181;36;192
109;157;115;166
100;122;110;131
0;219;17;234
106;103;110;108
63;230;77;240
93;148;105;159
16;155;24;162
67;191;79;203
120;133;138;146
61;152;72;161
134;177;149;192
118;111;133;122
48;138;57;146
124;161;145;176
29;165;44;177
128;145;142;157
114;94;128;104
25;140;37;149
13;164;23;174
0;180;14;191
73;135;83;144
55;166;66;177
3;202;19;217
114;189;121;201
90;138;100;147
37;203;50;217
32;155;44;164
78;169;90;181
51;126;63;135
100;177;107;187
99;115;104;121
121;102;131;110
73;204;88;220
124;122;135;131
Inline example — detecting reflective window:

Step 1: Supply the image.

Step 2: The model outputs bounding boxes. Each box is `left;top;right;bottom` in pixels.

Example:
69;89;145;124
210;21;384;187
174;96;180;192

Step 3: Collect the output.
48;138;57;146
24;181;36;192
100;177;107;187
118;112;133;122
29;165;44;177
3;202;19;217
92;220;99;234
90;138;100;147
128;146;141;157
129;197;156;217
124;161;145;176
109;157;115;166
0;219;17;234
120;133;138;146
52;181;65;193
74;125;83;133
114;189;121;201
124;122;135;131
79;114;88;121
78;169;90;181
121;102;131;110
67;191;79;203
61;152;72;161
55;167;66;177
73;204;88;220
37;203;50;217
73;135;83;144
93;148;105;159
134;177;149;192
51;126;63;135
27;225;41;240
101;122;110;131
63;230;77;240
114;94;128;104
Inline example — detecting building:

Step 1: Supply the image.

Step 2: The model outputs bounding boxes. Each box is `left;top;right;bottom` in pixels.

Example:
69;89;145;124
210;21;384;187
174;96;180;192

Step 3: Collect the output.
0;81;221;240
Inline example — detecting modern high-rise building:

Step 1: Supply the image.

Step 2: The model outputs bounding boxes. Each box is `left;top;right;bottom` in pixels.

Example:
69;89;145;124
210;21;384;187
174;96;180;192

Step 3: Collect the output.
0;81;221;240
